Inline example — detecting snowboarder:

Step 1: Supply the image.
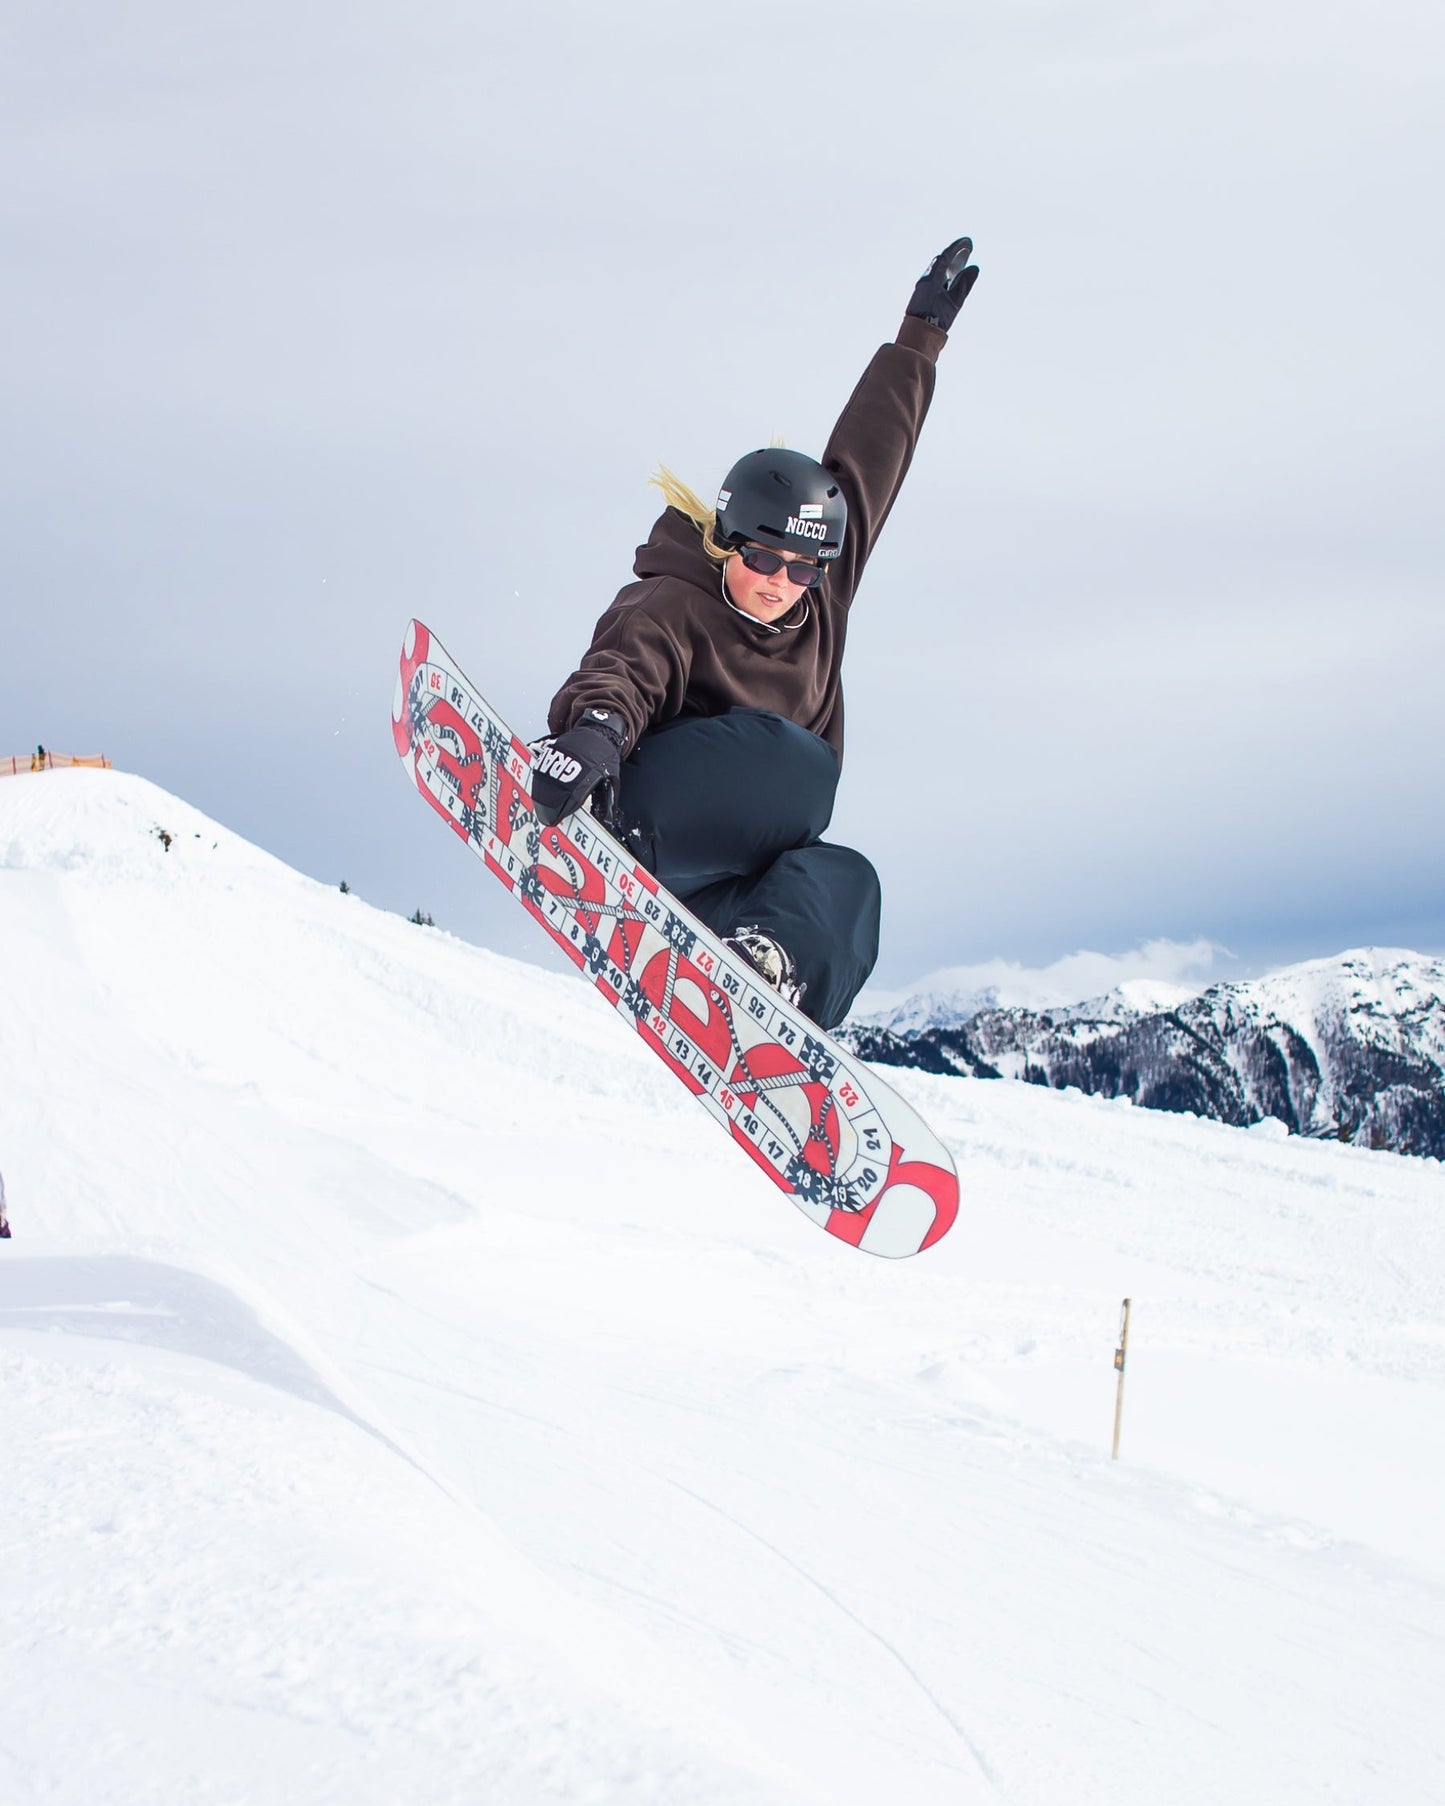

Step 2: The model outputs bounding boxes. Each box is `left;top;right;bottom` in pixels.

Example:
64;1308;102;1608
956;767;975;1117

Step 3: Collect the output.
531;239;980;1030
0;1168;10;1238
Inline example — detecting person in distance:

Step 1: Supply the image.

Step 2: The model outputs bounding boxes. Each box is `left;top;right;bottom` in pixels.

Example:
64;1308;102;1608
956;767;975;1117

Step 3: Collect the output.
531;239;980;1030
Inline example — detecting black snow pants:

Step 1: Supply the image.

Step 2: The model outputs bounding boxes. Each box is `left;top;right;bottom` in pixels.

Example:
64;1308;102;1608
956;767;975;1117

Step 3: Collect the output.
616;709;881;1031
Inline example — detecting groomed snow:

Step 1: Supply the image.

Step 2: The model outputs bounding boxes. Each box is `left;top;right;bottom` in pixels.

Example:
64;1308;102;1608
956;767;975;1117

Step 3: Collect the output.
2;769;1443;1805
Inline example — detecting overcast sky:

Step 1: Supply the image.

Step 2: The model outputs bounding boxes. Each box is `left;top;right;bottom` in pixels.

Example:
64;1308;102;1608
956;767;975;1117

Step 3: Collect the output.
4;0;1442;993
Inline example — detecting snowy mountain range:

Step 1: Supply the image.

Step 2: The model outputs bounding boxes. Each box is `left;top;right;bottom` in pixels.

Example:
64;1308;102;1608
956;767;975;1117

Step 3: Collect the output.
843;950;1445;1158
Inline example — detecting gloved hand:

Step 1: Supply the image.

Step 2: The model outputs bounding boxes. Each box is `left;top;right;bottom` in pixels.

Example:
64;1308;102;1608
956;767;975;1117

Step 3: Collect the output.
905;236;980;331
530;707;626;828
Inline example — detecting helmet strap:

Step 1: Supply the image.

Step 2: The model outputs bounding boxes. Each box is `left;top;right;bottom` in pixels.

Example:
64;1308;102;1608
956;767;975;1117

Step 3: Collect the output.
718;566;810;634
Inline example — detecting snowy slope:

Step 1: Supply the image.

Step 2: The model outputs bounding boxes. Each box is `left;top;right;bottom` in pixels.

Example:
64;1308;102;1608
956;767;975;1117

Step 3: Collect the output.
3;769;1445;1806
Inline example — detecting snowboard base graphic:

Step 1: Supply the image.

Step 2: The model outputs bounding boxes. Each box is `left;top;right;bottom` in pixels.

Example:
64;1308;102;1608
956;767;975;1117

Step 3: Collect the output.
393;620;958;1257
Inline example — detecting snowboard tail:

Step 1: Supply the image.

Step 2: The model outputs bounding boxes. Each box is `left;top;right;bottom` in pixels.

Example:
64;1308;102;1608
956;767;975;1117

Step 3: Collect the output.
393;619;958;1257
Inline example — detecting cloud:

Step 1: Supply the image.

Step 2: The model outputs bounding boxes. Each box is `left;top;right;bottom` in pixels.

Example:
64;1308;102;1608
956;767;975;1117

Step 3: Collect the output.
854;938;1227;1030
4;0;1443;981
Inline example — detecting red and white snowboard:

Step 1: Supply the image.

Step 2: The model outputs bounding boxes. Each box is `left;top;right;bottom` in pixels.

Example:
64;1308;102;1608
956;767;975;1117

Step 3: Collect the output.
392;620;958;1258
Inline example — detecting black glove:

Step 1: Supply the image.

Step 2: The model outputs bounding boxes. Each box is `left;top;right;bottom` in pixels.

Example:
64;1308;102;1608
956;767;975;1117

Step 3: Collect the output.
530;707;626;828
905;236;980;331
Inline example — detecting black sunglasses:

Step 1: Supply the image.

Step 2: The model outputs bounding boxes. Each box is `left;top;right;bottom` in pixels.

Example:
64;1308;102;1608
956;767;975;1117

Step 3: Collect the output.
736;544;826;589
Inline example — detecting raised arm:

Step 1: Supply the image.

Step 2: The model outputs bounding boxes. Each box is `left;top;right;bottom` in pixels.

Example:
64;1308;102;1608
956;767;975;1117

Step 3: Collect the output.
821;237;979;605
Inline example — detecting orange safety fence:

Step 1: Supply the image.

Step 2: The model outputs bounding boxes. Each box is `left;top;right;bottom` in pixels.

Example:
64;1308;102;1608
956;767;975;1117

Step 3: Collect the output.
1;751;112;777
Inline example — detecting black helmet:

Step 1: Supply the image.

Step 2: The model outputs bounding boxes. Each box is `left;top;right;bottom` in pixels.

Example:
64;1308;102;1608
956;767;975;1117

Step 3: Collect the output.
715;449;846;562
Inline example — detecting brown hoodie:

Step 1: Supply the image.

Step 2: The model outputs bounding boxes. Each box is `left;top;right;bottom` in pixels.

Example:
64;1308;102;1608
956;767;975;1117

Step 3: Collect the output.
547;314;948;767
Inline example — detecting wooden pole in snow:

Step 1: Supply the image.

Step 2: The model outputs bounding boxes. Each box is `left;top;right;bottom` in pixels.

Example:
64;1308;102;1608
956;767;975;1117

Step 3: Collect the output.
1111;1298;1131;1460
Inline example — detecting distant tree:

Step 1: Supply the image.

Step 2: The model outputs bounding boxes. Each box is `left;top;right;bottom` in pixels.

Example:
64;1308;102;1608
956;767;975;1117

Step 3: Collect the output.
339;879;351;894
409;908;434;927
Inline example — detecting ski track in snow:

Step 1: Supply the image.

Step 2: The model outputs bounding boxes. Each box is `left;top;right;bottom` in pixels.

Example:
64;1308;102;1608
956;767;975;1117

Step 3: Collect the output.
3;769;1445;1805
660;1473;1000;1791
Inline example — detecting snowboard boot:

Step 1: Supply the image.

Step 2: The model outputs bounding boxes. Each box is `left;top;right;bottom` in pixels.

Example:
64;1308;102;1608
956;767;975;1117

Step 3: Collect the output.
724;926;806;1010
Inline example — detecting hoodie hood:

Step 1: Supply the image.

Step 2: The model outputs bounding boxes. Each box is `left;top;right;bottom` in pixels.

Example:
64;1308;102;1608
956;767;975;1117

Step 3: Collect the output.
633;508;721;587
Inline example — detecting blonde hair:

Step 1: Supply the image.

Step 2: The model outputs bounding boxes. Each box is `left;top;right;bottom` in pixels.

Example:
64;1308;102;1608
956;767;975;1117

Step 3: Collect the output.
649;464;733;566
